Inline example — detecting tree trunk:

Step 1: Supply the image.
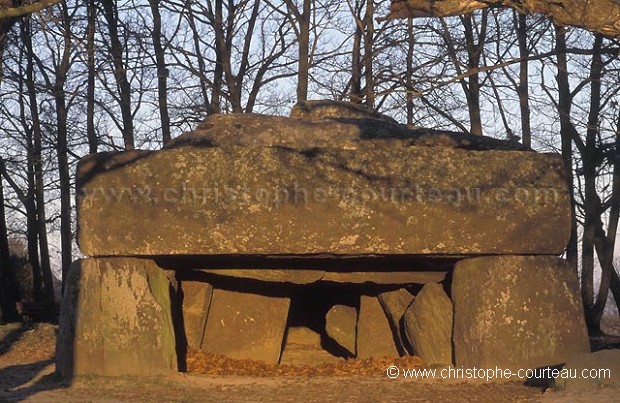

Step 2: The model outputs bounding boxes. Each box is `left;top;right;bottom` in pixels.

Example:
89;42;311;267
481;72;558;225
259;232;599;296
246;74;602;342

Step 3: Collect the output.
580;34;604;332
555;25;579;273
14;69;43;302
23;18;54;309
54;2;72;289
100;0;134;149
350;1;363;103
590;95;620;330
461;12;487;136
237;0;260;113
185;2;214;114
515;12;531;147
405;18;415;124
25;133;42;303
0;160;19;322
296;0;311;102
86;0;97;153
148;0;171;145
362;0;374;109
215;0;243;113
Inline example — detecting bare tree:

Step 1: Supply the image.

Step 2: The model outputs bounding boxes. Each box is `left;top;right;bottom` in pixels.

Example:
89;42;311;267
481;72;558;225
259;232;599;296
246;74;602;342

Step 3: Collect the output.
0;157;19;322
22;17;54;309
100;0;135;149
86;0;98;153
148;0;171;144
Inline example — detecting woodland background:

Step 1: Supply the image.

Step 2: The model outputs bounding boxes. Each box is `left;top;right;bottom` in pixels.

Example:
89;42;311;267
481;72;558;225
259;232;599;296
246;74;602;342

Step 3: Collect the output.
0;0;619;335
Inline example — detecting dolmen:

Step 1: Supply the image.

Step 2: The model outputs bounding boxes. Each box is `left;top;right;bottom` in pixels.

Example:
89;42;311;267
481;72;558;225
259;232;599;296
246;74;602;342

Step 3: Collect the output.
57;101;589;378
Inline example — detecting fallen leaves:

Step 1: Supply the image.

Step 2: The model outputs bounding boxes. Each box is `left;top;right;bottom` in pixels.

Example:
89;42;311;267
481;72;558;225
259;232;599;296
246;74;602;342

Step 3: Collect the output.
186;349;425;377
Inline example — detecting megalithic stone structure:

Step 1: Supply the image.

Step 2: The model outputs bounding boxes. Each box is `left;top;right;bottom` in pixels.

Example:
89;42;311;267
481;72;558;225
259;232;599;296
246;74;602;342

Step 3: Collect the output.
57;109;589;376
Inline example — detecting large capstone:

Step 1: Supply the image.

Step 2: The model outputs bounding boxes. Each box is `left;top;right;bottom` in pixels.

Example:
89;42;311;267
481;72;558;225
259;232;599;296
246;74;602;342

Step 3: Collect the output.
77;138;570;257
452;256;590;370
166;113;530;150
56;258;177;378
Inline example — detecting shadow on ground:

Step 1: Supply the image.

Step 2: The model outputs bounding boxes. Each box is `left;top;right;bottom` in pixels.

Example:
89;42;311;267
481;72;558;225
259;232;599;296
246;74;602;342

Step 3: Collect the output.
0;359;69;402
0;323;28;355
0;322;68;402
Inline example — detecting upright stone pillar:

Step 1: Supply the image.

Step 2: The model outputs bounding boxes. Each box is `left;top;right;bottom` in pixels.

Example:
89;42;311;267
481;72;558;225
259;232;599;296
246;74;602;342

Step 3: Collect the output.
57;258;177;377
452;256;589;370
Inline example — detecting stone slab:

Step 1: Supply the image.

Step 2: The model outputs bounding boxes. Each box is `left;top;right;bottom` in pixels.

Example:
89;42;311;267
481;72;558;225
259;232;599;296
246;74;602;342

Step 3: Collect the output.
403;283;453;365
197;268;444;285
181;281;213;350
325;304;358;355
198;269;325;284
452;256;590;370
322;271;445;284
201;288;290;364
56;258;177;378
357;295;400;358
379;288;415;352
77;144;570;257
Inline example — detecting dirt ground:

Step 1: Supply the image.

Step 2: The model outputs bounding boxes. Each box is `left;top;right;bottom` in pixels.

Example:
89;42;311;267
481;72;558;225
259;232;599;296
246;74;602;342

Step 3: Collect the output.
0;322;618;403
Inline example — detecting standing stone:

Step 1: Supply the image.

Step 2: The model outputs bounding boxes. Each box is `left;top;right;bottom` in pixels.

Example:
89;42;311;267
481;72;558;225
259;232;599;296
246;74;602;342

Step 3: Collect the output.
403;283;453;365
201;289;290;364
56;258;177;378
357;295;400;359
181;281;213;350
325;304;358;355
378;288;415;352
452;256;590;370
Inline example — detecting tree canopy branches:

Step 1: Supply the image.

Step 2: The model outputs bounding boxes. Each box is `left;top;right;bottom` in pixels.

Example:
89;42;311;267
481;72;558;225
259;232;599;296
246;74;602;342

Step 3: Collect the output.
388;0;620;38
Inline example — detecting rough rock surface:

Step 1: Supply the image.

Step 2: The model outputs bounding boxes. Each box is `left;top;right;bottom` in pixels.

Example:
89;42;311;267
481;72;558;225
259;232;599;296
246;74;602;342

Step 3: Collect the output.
403;283;453;365
290;100;398;123
196;269;444;285
357;296;400;359
325;304;358;355
165;113;528;150
199;269;325;284
280;326;342;365
321;271;445;284
553;349;620;391
181;281;213;350
452;256;590;370
56;258;177;377
201;289;290;364
77;144;570;257
378;288;415;352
